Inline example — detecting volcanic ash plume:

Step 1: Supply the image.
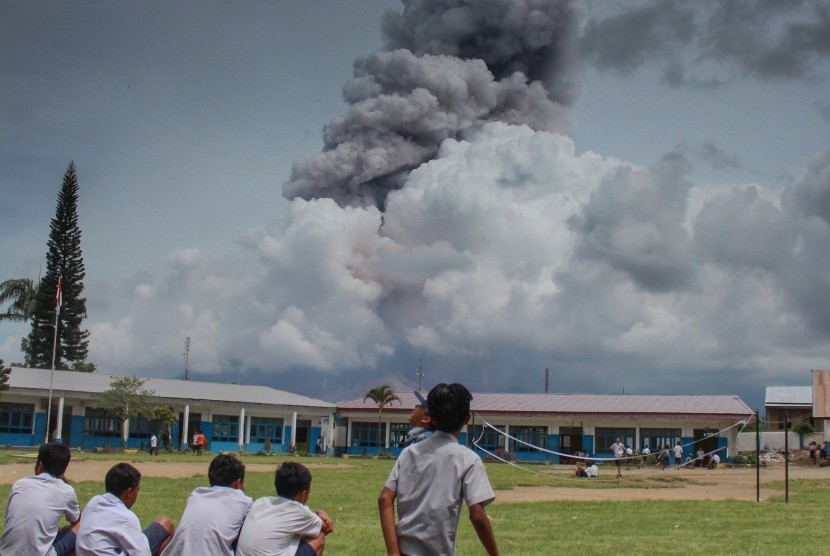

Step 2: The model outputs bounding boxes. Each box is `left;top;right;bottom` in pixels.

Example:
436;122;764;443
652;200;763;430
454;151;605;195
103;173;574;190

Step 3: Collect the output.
283;0;579;210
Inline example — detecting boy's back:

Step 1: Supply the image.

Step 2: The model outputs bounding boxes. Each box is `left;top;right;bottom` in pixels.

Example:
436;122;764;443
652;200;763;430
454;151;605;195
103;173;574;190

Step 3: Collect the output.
386;431;494;555
0;472;80;554
380;383;498;555
236;495;323;556
161;486;252;556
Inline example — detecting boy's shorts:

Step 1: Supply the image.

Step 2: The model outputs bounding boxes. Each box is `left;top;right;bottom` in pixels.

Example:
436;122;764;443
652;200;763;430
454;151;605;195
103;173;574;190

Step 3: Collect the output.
144;522;169;554
295;539;315;556
52;527;76;556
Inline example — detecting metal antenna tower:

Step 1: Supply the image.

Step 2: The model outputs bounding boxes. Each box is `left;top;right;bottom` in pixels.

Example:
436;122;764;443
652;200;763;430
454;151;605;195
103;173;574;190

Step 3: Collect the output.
416;358;425;392
545;368;550;393
183;337;191;381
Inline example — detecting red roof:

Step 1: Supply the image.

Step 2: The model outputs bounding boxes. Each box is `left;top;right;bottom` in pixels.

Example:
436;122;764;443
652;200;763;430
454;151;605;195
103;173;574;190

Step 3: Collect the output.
337;391;753;418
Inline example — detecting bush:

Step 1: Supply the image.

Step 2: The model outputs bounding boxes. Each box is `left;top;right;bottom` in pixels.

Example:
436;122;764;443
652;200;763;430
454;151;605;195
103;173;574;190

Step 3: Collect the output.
731;453;756;465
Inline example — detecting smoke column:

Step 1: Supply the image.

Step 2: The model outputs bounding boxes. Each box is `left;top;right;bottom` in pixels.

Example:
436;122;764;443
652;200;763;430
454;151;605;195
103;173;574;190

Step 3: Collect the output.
283;0;579;210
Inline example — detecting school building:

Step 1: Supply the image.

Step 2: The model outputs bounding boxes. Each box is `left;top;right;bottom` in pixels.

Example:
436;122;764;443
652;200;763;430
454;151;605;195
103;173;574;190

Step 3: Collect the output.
0;367;335;453
0;367;754;462
336;391;754;462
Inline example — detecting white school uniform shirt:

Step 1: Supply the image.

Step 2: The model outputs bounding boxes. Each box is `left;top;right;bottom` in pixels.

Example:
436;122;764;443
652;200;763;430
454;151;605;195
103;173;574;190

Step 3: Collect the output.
76;493;151;556
0;472;81;556
585;464;599;477
385;430;496;556
673;444;683;459
161;485;253;556
236;496;322;556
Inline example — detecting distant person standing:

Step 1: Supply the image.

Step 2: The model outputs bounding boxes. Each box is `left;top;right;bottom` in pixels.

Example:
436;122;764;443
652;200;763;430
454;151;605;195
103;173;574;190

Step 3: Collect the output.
197;431;206;455
163;430;172;453
673;441;683;466
192;433;199;455
0;443;81;555
610;437;626;478
150;433;158;456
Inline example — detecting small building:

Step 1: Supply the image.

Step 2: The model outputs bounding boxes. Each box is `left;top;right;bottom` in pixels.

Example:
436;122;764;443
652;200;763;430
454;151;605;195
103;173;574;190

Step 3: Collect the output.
764;386;813;431
336;391;754;463
0;367;335;453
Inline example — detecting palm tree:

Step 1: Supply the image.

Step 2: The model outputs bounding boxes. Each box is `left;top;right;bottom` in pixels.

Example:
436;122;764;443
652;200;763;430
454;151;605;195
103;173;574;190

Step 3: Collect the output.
0;278;38;323
364;384;400;451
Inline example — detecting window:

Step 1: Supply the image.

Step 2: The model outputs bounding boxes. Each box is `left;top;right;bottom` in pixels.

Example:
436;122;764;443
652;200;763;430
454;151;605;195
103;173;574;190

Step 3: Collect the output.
128;416;153;439
467;425;505;451
559;426;583;452
84;408;121;438
0;403;34;434
639;428;681;451
595;427;635;453
250;417;283;443
212;415;239;442
351;421;381;447
510;426;547;452
390;423;410;447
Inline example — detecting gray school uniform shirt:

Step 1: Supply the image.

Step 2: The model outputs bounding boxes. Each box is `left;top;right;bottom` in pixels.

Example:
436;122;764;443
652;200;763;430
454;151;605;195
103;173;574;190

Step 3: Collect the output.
385;431;495;555
0;472;80;556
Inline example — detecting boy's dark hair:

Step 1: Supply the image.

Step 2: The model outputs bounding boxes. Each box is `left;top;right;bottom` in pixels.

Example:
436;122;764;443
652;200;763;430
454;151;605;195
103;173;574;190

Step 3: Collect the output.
426;383;473;433
274;461;312;499
105;462;141;496
37;442;71;477
208;453;246;486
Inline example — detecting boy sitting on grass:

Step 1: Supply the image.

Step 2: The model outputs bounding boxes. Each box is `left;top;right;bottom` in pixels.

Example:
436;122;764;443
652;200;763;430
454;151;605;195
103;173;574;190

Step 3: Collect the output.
161;453;253;555
0;442;81;556
379;382;499;556
236;461;334;556
76;462;174;555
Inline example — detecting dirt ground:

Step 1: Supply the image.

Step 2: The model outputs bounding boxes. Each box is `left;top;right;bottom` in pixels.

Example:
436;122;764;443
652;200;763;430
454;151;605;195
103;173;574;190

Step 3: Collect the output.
1;458;825;503
493;464;830;503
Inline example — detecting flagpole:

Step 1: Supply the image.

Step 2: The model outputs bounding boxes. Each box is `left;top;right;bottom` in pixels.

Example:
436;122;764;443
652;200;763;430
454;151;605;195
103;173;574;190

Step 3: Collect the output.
45;277;61;444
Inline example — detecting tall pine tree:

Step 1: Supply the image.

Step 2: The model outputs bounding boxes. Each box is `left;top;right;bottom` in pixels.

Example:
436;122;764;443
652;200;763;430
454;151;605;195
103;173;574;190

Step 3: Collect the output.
23;161;90;369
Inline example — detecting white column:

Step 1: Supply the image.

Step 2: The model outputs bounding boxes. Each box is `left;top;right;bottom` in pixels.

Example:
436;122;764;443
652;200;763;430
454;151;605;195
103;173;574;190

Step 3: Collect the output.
122;418;130;446
291;411;298;448
182;404;190;447
385;421;391;448
347;419;353;449
328;413;335;452
55;396;65;441
245;414;252;445
238;407;246;449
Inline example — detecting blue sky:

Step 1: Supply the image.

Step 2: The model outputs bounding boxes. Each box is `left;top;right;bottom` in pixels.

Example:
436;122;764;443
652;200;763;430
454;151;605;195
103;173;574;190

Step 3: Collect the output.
2;1;830;409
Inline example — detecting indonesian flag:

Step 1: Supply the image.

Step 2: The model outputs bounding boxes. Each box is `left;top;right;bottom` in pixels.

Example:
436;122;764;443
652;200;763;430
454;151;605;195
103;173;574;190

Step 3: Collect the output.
56;277;63;309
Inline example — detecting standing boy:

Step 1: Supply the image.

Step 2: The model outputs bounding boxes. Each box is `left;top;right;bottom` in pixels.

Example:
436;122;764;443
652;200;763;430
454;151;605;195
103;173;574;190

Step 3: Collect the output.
162;453;253;555
673;441;683;466
0;442;81;555
379;383;499;556
610;437;626;478
76;462;174;555
236;461;334;556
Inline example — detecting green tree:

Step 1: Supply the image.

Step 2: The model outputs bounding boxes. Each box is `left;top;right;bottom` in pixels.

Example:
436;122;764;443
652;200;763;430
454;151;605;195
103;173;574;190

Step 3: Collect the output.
0;359;10;395
96;375;156;448
364;384;400;450
71;361;97;373
23;162;90;369
792;420;814;450
0;278;38;323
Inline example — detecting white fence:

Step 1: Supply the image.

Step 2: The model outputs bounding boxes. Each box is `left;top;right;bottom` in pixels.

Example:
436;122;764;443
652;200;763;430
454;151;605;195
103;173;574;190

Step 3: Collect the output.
736;432;824;452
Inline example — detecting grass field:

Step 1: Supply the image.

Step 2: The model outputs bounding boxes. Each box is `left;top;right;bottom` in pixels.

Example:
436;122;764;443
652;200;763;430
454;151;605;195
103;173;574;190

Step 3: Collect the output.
1;451;827;554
